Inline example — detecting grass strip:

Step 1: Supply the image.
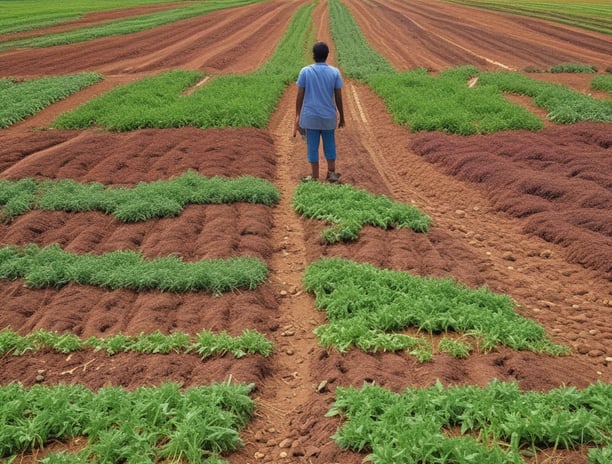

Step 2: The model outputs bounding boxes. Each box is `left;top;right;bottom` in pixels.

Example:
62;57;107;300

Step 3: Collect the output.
293;182;431;243
0;171;280;222
369;66;612;132
0;244;268;293
304;258;568;357
368;66;544;134
51;3;313;131
329;380;612;463
479;71;612;124
0;0;189;34
0;0;264;51
591;75;612;93
550;63;598;73
443;0;612;35
328;0;395;80
0;381;254;463
0;327;273;358
0;73;102;129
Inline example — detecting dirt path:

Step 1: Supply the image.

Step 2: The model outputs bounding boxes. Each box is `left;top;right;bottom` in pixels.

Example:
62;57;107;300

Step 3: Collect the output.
0;1;610;463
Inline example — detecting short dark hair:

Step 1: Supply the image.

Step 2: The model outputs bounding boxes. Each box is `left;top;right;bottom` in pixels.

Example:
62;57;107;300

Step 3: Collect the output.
312;42;329;62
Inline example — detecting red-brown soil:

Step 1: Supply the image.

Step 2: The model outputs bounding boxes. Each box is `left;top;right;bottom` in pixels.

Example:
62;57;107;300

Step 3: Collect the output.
0;0;610;463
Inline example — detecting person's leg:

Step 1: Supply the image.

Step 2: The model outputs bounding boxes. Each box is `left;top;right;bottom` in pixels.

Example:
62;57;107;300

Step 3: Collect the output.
321;130;340;182
306;129;321;180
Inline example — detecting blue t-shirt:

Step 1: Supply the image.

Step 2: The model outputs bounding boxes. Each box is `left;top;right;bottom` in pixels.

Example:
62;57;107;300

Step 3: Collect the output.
297;62;343;130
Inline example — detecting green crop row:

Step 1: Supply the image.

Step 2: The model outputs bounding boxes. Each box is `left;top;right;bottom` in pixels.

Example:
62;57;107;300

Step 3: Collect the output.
0;73;102;129
329;380;612;463
304;258;568;358
478;70;612;124
0;381;254;463
328;0;394;81
328;0;611;134
0;327;273;358
51;3;313;131
0;171;280;222
549;63;598;73
0;0;192;34
0;0;264;51
369;67;545;134
0;244;268;294
293;182;431;243
443;0;612;35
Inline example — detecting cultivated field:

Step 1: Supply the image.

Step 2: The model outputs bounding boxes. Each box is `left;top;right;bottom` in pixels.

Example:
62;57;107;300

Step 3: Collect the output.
0;0;610;463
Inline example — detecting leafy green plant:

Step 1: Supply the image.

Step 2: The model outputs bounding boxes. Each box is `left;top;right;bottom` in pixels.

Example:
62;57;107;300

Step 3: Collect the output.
0;327;273;358
591;75;612;93
438;337;472;358
51;3;313;131
0;244;268;293
0;171;280;222
304;258;568;358
0;73;102;128
293;182;431;243
329;380;612;463
550;63;598;73
0;381;255;463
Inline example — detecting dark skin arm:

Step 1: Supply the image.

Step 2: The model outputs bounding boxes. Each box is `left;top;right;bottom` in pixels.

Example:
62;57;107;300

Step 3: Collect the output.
293;86;305;137
335;87;345;128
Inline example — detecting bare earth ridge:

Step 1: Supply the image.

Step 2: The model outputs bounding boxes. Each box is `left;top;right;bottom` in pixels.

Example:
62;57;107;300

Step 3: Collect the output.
0;0;610;463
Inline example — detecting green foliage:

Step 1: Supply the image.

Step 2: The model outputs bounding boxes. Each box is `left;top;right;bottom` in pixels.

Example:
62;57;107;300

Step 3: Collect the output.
0;381;255;463
589;445;612;464
304;258;568;358
51;3;313;131
293;182;431;243
0;327;273;358
0;73;102;128
329;380;612;463
0;244;268;293
591;75;612;93
480;71;612;124
550;63;598;73
0;171;279;221
0;0;264;51
368;67;544;134
438;337;472;358
328;0;395;80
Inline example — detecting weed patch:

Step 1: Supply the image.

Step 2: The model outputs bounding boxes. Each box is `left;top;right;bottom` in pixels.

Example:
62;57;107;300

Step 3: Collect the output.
293;182;431;243
0;171;279;222
0;244;268;293
304;258;568;357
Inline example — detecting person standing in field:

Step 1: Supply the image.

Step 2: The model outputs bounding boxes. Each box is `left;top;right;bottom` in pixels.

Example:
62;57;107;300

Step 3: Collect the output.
293;41;345;182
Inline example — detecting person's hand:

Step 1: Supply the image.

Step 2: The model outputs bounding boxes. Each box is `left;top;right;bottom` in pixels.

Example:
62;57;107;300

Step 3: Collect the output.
292;114;300;137
338;116;345;128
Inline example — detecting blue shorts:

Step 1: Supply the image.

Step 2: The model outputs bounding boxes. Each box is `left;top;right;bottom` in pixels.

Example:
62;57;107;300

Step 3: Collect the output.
305;129;336;163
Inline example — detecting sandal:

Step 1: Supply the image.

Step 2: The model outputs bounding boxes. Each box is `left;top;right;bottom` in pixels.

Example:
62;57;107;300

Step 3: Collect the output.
326;172;341;183
301;176;318;183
